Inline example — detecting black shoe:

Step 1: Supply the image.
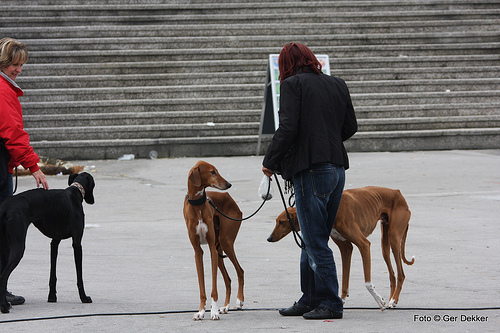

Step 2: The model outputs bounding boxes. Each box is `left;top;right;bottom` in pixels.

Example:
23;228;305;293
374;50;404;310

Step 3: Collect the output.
5;291;25;306
303;307;342;320
279;302;311;316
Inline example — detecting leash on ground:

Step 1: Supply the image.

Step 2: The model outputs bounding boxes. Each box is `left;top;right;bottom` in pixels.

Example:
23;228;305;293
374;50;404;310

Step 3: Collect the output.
1;306;499;324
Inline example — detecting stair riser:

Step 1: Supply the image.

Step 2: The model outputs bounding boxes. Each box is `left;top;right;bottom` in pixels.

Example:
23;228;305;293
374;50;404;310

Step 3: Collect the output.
27;125;260;141
24;46;500;64
4;21;499;40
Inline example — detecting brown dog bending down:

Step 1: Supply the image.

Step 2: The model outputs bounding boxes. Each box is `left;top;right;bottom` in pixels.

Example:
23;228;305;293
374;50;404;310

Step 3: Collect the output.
0;172;95;313
268;186;414;310
183;161;244;320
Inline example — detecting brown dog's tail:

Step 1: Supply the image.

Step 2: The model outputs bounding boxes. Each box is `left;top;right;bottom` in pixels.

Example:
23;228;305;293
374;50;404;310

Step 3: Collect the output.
401;224;415;265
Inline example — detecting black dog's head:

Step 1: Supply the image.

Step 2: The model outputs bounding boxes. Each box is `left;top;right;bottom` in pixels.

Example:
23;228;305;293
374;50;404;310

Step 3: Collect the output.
68;172;95;205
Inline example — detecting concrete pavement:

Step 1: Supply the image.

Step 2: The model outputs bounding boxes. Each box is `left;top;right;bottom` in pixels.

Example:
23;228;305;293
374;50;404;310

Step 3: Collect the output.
0;150;499;332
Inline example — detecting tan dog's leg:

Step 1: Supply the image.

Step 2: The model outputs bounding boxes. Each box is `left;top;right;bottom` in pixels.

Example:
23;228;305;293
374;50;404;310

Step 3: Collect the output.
188;227;207;320
381;219;397;307
387;215;413;308
341;223;386;309
217;252;232;313
210;192;244;312
206;227;221;320
332;238;353;302
220;240;244;309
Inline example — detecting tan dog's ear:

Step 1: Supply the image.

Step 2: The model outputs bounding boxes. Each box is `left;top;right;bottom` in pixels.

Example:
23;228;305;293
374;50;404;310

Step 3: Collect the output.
288;207;300;230
188;167;202;186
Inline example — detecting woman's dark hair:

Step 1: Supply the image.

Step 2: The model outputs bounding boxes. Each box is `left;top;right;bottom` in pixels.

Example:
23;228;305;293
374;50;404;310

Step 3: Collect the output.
278;43;321;82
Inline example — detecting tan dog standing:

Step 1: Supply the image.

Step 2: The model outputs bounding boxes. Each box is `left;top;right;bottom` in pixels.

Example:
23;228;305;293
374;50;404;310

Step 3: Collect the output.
268;186;414;309
183;161;244;320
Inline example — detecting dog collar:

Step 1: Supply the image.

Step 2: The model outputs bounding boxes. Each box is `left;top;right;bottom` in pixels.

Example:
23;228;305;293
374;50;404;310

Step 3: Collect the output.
70;182;85;198
186;192;207;206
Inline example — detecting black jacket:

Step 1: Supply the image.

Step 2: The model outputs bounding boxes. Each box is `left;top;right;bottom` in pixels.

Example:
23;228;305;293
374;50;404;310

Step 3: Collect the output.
263;70;358;180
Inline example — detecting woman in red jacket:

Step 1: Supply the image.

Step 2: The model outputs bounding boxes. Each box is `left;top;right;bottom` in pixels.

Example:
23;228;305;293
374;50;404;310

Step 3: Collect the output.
0;37;49;306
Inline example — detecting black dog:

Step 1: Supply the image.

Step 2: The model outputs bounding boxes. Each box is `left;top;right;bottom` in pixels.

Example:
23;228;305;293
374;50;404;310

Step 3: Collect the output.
0;172;95;313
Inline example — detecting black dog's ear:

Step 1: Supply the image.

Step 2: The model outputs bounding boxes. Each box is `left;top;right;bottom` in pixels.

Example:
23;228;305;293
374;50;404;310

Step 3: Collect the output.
68;173;79;186
81;172;95;205
85;182;95;205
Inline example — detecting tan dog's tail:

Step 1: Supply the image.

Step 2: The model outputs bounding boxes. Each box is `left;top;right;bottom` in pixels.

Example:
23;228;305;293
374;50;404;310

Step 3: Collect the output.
401;224;415;265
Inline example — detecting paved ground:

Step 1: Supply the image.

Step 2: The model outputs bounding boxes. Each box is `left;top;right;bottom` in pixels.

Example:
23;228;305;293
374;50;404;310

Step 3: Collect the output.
0;150;499;332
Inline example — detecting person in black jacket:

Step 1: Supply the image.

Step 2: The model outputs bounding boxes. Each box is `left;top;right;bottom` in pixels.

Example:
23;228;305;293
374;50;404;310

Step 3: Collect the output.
262;43;357;320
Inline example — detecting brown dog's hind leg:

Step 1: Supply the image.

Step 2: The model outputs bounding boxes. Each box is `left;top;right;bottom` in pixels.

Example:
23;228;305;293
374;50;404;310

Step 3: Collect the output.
217;251;232;314
333;238;353;302
381;216;396;307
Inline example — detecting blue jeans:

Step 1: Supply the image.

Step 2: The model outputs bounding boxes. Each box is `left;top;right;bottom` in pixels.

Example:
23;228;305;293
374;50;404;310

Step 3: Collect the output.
293;163;345;313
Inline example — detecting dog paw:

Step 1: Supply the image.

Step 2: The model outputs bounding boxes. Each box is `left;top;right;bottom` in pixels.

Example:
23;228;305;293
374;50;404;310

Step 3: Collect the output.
235;298;243;309
219;305;229;314
210;301;220;320
211;311;220;320
387;299;396;308
81;296;92;304
193;310;205;321
48;296;57;303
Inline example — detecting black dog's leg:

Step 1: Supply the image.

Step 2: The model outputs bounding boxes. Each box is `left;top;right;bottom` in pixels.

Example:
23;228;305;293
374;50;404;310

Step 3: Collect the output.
0;275;11;313
0;242;26;313
72;239;92;303
48;239;60;302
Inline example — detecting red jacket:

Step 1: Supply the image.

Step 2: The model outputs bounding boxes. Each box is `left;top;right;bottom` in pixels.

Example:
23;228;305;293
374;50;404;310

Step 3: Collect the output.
0;75;40;174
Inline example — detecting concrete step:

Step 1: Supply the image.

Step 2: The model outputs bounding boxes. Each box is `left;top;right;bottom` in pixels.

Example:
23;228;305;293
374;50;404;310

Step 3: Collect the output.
5;20;499;39
26;122;260;141
20;78;500;103
353;90;500;107
21;84;265;102
28;127;500;161
23;103;498;131
23;110;261;128
345;127;500;152
17;66;500;89
355;103;500;119
6;10;500;27
24;44;500;63
334;66;500;81
19;32;500;52
20;55;500;76
31;135;263;160
21;96;262;115
17;72;266;89
20;91;499;116
357;115;500;131
25;115;499;142
2;2;498;18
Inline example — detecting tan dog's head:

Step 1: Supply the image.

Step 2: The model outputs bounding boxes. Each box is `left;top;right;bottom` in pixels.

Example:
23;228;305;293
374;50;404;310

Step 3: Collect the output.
188;160;232;190
267;207;299;242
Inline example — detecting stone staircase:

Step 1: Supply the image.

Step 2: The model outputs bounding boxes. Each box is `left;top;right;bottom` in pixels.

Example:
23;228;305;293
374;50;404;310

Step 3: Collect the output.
1;0;499;160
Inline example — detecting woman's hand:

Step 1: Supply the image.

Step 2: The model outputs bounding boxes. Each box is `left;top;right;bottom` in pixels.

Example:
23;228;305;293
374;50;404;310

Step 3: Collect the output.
262;166;274;178
32;169;49;190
